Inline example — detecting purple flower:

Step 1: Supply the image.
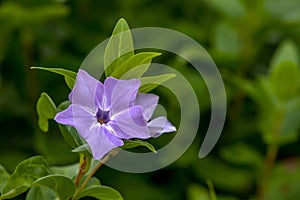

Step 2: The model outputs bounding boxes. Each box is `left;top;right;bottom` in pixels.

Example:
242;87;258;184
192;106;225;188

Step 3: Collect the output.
54;70;176;160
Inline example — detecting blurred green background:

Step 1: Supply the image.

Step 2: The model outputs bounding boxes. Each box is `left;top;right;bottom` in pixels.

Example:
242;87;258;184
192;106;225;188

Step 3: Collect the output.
1;0;300;199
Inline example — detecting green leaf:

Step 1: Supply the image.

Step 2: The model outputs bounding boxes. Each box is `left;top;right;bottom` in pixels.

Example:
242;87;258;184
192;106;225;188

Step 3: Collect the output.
193;157;253;193
204;0;245;18
264;159;300;199
212;22;241;57
31;175;75;200
111;52;161;79
72;144;92;157
187;184;210;200
26;186;57;200
77;185;123;200
36;92;57;132
121;139;157;153
264;0;300;23
269;40;299;72
219;143;263;169
0;165;10;192
50;163;79;179
31;67;77;89
104;18;134;77
139;74;176;93
269;62;300;101
1;156;51;199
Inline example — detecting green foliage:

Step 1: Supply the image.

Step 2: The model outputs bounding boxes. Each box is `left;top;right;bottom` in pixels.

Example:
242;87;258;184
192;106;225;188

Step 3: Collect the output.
25;186;57;200
264;0;300;23
29;175;75;200
122;139;157;153
264;159;300;200
111;52;161;79
104;18;134;77
31;67;76;89
139;74;176;93
77;185;123;200
203;0;245;18
1;156;51;199
0;165;10;192
36;92;57;132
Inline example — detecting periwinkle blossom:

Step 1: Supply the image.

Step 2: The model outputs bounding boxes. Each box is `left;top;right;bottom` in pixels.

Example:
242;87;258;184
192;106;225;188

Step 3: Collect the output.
54;70;176;160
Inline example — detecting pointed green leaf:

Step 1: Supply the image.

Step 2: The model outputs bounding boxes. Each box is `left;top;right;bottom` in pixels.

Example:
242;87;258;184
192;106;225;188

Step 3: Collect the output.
1;156;51;199
139;74;176;93
26;186;57;200
31;175;75;200
50;163;79;179
36;92;57;132
269;40;299;72
269;62;300;101
77;185;123;200
31;67;76;89
121;139;157;153
204;0;245;18
104;18;134;77
268;40;300;101
0;165;10;192
111;52;161;79
72;144;92;157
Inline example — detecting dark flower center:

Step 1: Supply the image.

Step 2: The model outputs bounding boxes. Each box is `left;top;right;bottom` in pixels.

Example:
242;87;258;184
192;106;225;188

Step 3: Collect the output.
96;109;110;125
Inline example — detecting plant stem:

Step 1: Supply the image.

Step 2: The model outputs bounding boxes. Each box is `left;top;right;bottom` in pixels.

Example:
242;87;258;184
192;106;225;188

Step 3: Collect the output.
74;155;88;187
257;144;278;200
71;149;120;200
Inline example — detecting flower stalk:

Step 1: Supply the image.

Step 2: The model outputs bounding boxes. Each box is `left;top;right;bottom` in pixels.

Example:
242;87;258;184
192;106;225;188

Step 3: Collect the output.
71;148;120;200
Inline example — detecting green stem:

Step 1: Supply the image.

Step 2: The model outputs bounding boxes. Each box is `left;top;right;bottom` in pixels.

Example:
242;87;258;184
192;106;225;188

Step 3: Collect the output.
72;149;120;200
257;144;278;200
74;155;88;187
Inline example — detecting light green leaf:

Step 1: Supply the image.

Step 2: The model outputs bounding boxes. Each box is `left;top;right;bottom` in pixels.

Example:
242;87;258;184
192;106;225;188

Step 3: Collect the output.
139;74;176;93
31;67;76;89
269;62;300;101
50;163;79;179
36;92;57;132
204;0;245;18
264;0;300;23
72;144;92;157
77;185;123;200
187;184;210;200
111;52;161;79
32;175;75;200
269;40;299;71
26;186;57;200
219;143;263;169
0;165;10;192
213;22;241;57
1;156;51;199
121;139;157;153
193;157;253;193
104;18;134;77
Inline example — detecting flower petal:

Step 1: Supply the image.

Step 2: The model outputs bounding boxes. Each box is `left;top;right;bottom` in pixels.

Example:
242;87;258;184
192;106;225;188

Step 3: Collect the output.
148;116;176;138
95;82;104;110
103;77;118;110
135;93;159;121
86;125;123;160
65;104;97;139
104;77;140;115
54;105;75;127
109;106;150;139
70;69;102;110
